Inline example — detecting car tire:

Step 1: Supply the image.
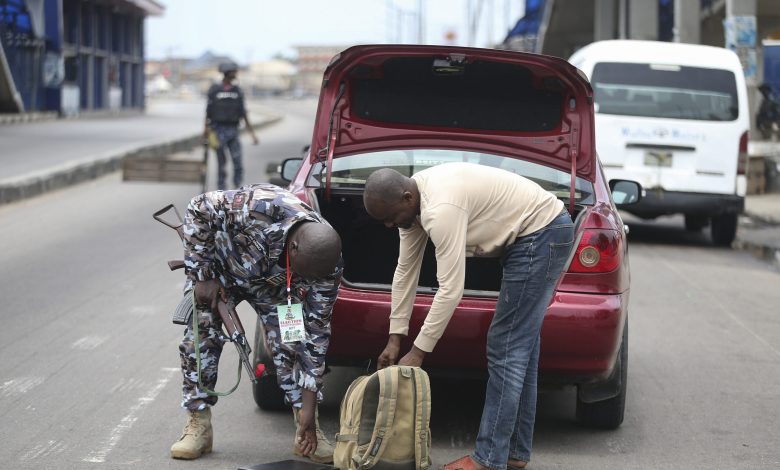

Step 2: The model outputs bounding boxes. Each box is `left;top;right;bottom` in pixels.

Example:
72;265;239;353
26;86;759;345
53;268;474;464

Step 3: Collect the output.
710;213;738;247
684;215;709;232
252;318;289;411
576;323;627;429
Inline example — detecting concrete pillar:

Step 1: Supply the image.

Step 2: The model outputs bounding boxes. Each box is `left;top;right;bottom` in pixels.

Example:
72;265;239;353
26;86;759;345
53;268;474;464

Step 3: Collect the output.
674;0;701;43
726;0;757;17
627;0;658;40
726;0;759;137
595;0;617;41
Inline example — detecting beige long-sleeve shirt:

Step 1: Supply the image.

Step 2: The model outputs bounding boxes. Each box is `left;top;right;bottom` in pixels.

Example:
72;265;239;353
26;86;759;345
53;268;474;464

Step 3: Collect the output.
389;162;565;352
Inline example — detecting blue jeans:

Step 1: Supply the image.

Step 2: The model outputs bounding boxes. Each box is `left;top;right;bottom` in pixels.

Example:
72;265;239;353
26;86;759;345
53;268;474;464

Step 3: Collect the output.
212;124;243;189
473;212;574;469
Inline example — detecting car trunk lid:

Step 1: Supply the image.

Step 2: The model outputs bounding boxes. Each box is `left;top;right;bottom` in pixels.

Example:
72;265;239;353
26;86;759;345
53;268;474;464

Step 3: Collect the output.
308;45;597;204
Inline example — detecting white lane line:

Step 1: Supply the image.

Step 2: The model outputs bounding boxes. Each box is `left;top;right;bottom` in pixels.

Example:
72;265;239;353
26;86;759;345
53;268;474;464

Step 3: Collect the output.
82;367;178;463
20;440;67;461
0;376;45;399
660;257;780;358
71;335;109;350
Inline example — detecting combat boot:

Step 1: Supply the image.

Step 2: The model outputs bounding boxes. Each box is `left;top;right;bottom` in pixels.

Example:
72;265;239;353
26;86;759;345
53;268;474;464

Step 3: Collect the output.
293;406;335;464
170;408;213;460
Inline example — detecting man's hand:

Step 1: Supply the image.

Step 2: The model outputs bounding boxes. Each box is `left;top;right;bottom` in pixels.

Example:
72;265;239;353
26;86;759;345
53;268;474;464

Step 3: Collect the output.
296;391;318;456
193;279;223;311
251;133;260;145
377;334;403;369
398;345;426;368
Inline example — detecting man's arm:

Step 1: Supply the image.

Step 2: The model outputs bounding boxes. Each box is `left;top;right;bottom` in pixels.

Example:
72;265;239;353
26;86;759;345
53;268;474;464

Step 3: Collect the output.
295;259;343;395
240;89;259;145
204;86;215;137
412;203;468;353
377;225;428;368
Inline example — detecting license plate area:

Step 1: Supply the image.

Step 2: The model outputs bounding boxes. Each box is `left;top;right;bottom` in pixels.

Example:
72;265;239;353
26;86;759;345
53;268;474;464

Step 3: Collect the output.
644;151;673;167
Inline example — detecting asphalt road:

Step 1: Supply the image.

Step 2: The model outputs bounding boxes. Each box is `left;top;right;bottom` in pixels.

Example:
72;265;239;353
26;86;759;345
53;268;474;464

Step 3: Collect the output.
1;98;779;470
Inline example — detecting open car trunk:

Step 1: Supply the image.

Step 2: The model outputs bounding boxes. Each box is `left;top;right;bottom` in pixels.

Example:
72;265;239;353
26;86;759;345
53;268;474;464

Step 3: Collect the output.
315;188;504;295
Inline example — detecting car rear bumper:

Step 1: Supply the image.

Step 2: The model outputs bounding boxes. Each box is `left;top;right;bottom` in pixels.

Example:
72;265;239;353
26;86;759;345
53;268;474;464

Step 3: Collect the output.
624;189;744;218
327;288;627;384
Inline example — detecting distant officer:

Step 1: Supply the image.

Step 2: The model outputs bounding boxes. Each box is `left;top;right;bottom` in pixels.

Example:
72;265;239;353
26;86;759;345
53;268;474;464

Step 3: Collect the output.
205;62;259;189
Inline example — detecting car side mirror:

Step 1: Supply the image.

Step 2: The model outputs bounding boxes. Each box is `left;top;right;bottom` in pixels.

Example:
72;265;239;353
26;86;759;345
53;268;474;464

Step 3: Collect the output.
609;179;643;205
280;158;303;182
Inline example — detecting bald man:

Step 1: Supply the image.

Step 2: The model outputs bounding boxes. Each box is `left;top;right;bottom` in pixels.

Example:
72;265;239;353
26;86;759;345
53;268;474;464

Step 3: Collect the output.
363;163;574;470
170;184;343;463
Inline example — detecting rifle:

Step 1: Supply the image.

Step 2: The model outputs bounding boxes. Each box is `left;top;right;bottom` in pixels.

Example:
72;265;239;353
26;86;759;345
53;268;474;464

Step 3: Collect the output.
153;204;257;386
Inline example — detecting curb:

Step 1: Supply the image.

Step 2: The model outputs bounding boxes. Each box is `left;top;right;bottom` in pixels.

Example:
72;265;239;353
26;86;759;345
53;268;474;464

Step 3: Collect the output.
734;237;780;268
0;115;283;206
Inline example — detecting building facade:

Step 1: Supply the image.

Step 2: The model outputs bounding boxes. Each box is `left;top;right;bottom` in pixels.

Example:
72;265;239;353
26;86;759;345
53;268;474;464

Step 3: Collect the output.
0;0;163;115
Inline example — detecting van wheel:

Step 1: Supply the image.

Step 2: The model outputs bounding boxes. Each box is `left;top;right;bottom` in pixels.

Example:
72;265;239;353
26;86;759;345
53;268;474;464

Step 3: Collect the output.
576;324;627;429
710;214;738;247
252;319;289;411
684;215;709;232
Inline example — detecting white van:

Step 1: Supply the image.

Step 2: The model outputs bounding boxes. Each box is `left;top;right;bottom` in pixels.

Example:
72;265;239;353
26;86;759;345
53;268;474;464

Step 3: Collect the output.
569;40;749;245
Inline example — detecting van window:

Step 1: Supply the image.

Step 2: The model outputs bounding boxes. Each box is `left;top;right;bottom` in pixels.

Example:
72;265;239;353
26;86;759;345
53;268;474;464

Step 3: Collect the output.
591;62;738;121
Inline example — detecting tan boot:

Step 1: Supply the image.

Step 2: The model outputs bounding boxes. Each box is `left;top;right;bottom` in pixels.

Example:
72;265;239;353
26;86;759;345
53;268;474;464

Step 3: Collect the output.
293;407;334;464
170;408;213;460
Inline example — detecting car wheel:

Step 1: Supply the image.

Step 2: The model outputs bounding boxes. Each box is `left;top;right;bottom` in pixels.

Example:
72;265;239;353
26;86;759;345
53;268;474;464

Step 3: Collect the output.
576;323;627;429
710;213;738;247
252;318;289;411
684;215;708;232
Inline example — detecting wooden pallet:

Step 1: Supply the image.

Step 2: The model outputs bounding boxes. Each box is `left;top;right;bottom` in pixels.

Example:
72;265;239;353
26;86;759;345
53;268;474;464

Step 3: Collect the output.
122;153;205;184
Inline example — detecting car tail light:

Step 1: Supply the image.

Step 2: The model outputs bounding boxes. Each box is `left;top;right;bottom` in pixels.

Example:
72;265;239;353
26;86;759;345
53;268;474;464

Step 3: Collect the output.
737;131;749;175
568;229;622;273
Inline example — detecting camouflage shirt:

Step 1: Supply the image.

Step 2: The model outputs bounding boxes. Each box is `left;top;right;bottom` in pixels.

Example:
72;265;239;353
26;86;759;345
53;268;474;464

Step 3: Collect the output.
181;183;343;394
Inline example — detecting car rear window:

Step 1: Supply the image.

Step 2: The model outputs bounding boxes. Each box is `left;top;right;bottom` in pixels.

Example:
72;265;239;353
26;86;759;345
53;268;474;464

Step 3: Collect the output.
591;62;738;121
349;57;563;132
307;149;595;204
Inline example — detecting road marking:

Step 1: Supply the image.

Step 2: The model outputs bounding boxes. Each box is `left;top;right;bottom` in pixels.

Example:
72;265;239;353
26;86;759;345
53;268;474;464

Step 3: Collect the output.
660;257;780;358
82;367;177;463
71;335;109;350
20;440;67;461
0;376;45;398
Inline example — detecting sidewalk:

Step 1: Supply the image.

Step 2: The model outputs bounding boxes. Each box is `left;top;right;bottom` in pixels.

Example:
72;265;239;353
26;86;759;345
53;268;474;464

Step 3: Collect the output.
737;193;780;267
0;98;281;205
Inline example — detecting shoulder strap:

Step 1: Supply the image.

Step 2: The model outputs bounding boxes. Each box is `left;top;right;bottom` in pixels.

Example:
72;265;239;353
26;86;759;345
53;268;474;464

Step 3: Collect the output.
353;367;400;469
413;367;432;470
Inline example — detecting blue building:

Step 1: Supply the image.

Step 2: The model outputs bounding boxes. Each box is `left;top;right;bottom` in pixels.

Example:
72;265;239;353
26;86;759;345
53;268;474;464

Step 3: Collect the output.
0;0;163;114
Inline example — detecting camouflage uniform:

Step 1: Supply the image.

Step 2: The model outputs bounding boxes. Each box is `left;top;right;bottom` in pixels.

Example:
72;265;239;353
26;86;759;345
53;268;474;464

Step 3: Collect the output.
178;184;343;411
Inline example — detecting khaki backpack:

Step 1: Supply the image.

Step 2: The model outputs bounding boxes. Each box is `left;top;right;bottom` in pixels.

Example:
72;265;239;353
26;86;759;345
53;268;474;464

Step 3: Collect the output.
333;366;432;470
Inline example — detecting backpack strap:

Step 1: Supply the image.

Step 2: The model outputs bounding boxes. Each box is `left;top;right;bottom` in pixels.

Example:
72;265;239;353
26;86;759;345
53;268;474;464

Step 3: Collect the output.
413;367;432;470
353;366;400;469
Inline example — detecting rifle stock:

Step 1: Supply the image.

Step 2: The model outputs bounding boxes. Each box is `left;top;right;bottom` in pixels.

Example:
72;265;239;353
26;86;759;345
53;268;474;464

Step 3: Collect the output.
216;300;257;384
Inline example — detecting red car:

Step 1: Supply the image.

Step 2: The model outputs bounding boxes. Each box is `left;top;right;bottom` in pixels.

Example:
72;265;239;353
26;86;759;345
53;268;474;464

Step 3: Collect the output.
253;45;642;429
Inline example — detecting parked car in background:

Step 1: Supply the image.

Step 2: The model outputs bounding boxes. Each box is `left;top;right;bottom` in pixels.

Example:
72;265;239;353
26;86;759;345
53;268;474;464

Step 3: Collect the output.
254;45;642;429
569;40;749;246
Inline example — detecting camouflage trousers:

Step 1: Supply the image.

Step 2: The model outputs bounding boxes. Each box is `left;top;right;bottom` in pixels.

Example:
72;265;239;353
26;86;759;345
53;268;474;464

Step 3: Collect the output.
178;282;328;411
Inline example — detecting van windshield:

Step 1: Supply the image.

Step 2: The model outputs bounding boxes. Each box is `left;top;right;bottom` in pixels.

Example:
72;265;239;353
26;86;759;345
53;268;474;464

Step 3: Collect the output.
591;62;738;121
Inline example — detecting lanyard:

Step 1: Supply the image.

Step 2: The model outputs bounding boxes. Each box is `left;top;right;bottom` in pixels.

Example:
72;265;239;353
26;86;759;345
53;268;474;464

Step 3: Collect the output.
286;247;292;307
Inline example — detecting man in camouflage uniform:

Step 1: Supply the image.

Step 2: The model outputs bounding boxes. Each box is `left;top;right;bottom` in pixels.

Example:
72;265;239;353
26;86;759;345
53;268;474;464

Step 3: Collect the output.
170;183;343;462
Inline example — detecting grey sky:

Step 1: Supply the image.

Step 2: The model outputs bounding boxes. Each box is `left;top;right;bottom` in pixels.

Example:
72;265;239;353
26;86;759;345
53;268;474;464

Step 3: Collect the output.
145;0;525;62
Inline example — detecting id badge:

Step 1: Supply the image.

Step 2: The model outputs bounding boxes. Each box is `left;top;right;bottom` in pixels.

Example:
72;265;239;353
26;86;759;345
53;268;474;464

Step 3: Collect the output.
277;303;306;343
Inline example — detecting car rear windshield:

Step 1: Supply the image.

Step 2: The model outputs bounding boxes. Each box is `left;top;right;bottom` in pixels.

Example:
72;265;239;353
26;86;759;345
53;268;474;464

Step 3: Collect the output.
591;62;738;121
349;57;563;132
307;149;595;204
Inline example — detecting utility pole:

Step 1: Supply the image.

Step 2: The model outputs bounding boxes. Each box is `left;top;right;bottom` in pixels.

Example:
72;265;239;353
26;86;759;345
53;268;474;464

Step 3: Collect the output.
417;0;425;44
